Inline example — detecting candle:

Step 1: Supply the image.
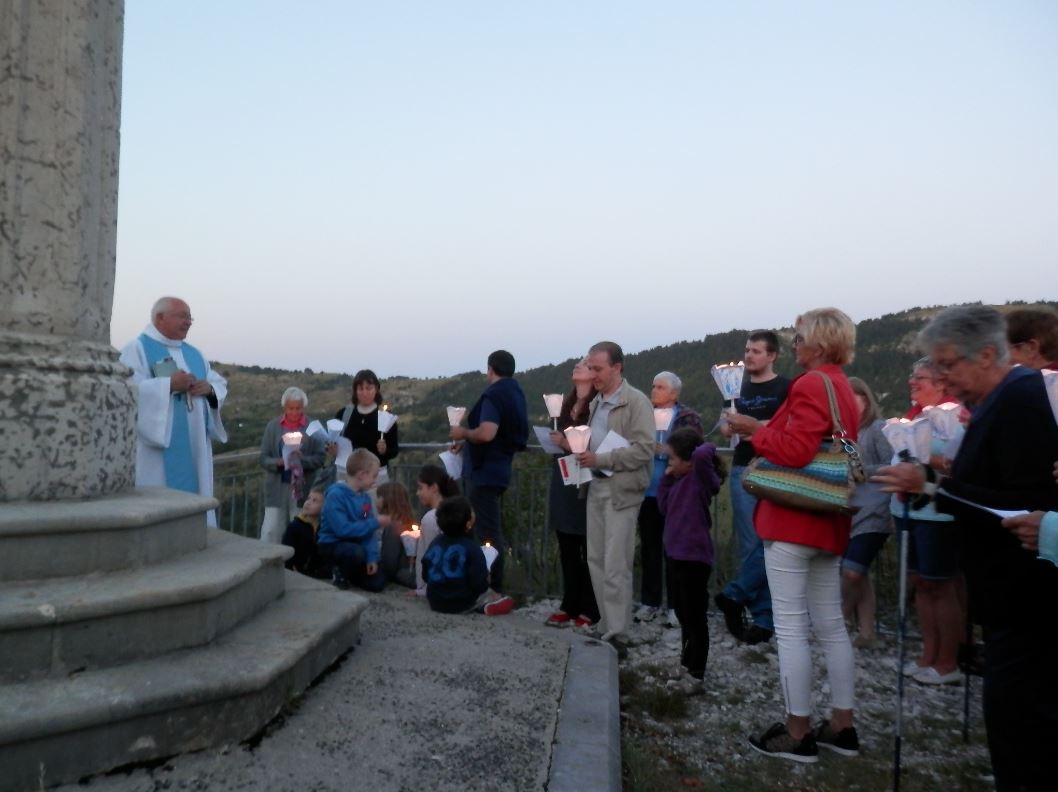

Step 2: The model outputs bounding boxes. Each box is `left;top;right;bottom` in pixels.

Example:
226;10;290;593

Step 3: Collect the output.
710;361;746;404
446;406;466;427
543;394;563;431
481;542;499;570
400;526;421;558
653;407;674;433
563;425;591;454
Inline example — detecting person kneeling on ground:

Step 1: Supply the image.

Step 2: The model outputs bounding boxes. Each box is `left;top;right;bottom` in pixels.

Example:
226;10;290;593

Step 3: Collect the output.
421;496;514;616
282;484;329;578
318;449;390;592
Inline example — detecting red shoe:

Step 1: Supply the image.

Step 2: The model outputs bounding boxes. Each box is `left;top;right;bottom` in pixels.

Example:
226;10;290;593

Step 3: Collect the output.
545;611;571;627
573;615;596;630
484;595;514;616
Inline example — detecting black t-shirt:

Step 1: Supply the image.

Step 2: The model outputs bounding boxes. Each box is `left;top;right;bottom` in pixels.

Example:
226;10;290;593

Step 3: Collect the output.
733;375;790;466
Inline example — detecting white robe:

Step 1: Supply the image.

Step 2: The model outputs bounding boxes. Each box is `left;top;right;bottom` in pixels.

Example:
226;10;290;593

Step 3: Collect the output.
119;325;228;527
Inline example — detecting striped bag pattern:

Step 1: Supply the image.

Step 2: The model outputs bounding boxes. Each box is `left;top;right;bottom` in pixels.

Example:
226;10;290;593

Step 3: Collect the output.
741;370;866;515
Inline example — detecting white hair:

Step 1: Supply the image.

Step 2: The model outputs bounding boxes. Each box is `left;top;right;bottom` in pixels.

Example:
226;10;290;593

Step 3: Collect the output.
281;387;308;408
150;297;176;320
653;371;682;393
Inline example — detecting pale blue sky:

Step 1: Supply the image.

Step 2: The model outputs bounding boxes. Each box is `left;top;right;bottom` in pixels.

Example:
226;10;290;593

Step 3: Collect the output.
111;1;1058;377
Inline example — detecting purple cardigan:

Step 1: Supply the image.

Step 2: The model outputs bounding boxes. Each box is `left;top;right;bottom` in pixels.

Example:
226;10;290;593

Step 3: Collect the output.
656;442;722;565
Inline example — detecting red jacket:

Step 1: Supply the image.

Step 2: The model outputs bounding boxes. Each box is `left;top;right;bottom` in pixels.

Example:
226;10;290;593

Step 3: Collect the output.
750;364;859;555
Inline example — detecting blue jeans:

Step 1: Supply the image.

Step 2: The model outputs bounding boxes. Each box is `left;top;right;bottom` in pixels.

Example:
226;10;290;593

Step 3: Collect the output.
721;466;773;631
464;479;506;593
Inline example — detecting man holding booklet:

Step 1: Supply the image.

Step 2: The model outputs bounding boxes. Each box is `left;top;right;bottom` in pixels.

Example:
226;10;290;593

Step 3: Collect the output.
572;341;655;657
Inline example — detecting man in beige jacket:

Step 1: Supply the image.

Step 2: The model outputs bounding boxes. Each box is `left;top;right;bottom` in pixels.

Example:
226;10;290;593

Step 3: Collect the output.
574;341;655;656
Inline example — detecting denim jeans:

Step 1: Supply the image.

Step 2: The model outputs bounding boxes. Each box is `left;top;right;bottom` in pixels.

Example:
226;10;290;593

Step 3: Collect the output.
720;465;773;630
319;541;386;592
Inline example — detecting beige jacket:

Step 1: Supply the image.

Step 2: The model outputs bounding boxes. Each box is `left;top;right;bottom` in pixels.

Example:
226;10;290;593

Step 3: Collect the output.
588;380;656;511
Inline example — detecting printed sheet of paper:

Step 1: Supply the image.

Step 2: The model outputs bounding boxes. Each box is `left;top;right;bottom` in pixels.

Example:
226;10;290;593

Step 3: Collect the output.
937;488;1029;520
533;426;565;455
439;450;463;479
595;430;630;477
558;454;593;486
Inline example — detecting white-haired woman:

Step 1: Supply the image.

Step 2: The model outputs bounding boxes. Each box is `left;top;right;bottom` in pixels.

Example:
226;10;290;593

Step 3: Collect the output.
259;387;326;543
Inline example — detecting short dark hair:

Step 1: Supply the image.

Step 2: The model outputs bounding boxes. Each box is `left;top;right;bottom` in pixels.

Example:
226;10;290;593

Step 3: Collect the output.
352;369;383;405
1007;308;1058;361
747;330;780;355
487;350;516;378
666;426;704;461
417;464;460;498
588;341;624;366
436;495;474;537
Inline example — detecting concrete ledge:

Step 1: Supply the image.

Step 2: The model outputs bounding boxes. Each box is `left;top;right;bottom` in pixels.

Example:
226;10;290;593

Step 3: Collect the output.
0;574;367;792
548;636;622;792
0;488;213;581
0;530;292;682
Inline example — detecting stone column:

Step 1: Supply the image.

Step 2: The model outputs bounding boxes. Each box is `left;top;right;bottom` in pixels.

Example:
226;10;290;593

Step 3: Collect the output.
0;0;135;500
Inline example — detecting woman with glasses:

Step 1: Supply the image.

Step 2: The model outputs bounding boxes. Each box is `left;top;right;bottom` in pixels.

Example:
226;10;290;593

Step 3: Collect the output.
726;307;860;764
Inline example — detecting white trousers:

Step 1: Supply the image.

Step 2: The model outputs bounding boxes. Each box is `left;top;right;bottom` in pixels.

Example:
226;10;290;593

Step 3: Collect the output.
763;540;856;716
260;494;298;544
586;479;639;637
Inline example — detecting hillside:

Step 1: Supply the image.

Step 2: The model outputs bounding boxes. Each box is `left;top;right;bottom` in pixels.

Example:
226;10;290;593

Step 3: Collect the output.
214;301;1056;452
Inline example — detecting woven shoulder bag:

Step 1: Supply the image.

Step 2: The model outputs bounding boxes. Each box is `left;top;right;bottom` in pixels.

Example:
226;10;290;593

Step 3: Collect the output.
742;370;866;515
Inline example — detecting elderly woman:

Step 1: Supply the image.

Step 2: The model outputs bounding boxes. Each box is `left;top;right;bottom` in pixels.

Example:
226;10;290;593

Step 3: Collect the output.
259;387;326;543
335;369;399;483
726;307;860;763
892;359;966;684
635;371;704;626
875;305;1058;792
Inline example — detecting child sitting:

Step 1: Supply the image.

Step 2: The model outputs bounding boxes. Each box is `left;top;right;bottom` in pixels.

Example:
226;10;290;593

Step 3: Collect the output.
317;449;390;592
656;427;725;694
281;485;328;578
420;496;514;615
413;464;461;597
377;480;416;588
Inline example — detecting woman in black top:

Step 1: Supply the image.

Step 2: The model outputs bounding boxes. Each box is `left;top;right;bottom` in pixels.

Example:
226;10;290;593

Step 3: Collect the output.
335;369;400;479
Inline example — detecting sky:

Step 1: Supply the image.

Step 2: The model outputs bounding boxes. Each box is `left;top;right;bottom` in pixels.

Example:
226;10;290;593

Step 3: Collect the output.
111;1;1058;378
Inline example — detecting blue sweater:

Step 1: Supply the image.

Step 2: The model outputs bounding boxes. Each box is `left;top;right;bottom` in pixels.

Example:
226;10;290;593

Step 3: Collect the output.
318;482;381;564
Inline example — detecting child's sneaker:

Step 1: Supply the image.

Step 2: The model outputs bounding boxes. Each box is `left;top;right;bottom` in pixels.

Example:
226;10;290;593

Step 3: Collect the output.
749;722;819;764
331;569;350;590
484;595;514;616
545;611;571;627
813;720;860;757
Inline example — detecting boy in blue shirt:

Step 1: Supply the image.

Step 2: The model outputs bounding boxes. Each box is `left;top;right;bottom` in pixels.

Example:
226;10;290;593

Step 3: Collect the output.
421;496;514;615
318;449;389;592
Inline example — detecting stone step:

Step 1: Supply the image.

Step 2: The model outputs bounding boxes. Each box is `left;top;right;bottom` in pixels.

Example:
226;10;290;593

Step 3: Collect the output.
0;529;291;683
0;572;367;792
0;488;214;582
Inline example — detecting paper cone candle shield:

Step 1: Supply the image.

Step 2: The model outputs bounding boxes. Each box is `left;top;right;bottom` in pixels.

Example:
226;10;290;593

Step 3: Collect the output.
543;394;563;419
653;407;674;432
711;362;745;402
564;425;591;454
446;406;466;426
882;417;933;462
376;409;397;434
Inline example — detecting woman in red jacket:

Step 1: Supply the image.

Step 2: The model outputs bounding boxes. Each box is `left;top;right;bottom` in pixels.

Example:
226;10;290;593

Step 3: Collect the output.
726;307;860;764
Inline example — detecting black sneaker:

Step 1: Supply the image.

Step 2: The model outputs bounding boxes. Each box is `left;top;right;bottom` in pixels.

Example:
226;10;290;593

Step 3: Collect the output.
813;720;860;757
749;722;818;764
741;624;774;645
714;593;746;639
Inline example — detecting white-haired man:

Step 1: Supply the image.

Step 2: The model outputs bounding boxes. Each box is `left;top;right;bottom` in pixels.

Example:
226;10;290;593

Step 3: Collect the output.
119;297;227;526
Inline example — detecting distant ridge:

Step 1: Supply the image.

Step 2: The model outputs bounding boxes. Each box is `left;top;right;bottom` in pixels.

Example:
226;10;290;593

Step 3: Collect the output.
215;300;1057;450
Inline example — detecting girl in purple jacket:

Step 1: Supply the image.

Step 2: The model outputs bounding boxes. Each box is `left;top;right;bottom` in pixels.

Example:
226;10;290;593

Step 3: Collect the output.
657;427;725;693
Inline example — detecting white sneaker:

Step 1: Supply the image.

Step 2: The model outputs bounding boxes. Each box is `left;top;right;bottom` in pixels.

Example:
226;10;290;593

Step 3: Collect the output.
664;609;680;628
914;666;962;685
902;660;925;677
633;604;659;623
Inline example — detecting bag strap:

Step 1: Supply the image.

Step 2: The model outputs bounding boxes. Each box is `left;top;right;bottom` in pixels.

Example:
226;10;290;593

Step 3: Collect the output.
807;370;847;439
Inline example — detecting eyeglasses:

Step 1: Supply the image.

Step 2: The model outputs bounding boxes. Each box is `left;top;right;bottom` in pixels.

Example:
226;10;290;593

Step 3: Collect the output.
167;312;194;322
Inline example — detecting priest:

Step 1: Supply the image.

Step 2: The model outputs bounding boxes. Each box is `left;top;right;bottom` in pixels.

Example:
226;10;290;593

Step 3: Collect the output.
119;296;228;526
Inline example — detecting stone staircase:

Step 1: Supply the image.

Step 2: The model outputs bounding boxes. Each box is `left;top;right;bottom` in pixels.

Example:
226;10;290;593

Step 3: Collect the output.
0;488;367;791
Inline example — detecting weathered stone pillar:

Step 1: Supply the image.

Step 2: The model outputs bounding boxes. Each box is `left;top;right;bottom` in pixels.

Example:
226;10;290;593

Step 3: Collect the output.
0;0;135;500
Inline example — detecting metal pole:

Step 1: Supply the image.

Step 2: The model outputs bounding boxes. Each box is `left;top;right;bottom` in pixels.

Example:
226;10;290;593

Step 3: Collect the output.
894;498;911;792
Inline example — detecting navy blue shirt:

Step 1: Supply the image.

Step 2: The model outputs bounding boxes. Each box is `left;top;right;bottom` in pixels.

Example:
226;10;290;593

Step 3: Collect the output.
421;534;490;613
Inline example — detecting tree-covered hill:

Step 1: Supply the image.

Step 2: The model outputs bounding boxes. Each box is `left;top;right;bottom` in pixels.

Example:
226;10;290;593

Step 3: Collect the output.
214;301;1056;452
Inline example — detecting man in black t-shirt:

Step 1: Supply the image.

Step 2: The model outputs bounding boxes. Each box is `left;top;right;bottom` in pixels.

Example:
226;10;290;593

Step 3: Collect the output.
716;330;789;644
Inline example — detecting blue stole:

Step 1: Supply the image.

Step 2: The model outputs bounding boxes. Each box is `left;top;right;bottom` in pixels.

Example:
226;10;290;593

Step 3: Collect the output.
139;334;208;494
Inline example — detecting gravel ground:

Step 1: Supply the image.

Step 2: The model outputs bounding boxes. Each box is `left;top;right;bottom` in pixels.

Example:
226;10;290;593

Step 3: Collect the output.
56;589;570;792
521;598;993;792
